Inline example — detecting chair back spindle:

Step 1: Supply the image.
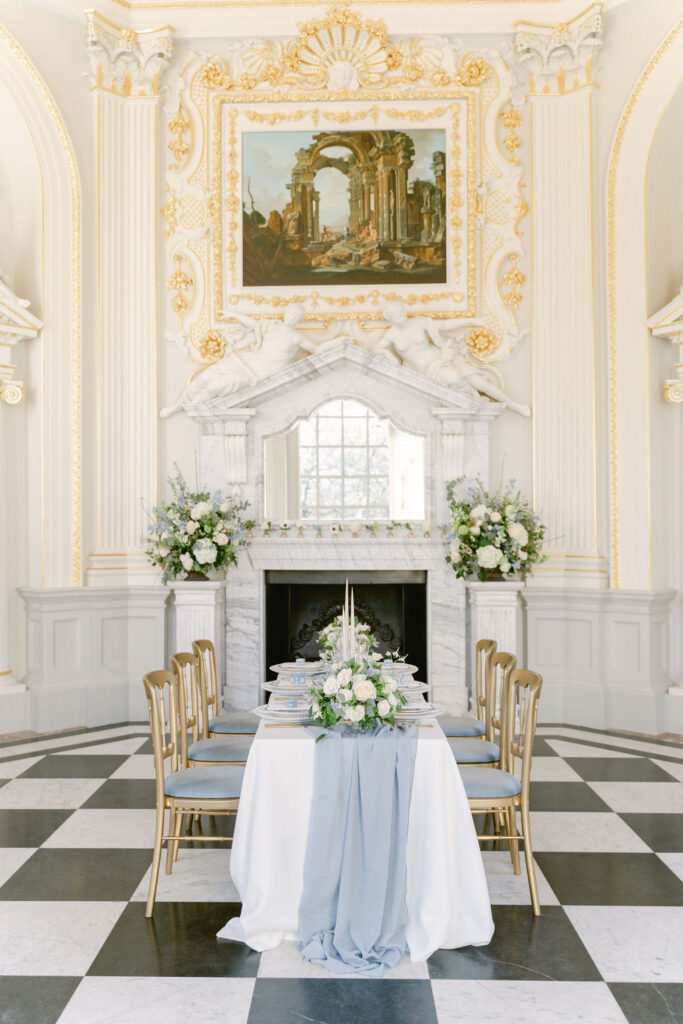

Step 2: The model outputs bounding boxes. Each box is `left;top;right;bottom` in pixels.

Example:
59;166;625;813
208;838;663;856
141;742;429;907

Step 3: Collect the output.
170;653;201;766
488;651;517;765
143;670;180;804
474;638;497;726
193;639;219;739
505;669;543;794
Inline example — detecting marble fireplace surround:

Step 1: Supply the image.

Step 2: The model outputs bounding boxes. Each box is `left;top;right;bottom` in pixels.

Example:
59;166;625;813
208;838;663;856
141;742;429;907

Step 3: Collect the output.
188;342;503;713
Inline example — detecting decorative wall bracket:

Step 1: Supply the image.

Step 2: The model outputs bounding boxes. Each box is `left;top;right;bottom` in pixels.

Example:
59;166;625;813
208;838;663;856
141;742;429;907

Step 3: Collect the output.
0;277;43;405
647;283;683;403
163;4;529;380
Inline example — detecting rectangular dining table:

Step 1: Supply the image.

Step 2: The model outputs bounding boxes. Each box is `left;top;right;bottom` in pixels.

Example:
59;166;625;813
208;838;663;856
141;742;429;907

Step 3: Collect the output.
217;719;494;961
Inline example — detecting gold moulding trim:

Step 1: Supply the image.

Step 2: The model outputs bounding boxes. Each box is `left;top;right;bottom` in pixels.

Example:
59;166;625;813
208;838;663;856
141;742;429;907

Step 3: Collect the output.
167;254;193;323
607;18;683;589
225;290;466;311
168;104;191;170
112;0;559;7
500;104;522;162
243;103;454;126
0;25;82;585
161;185;178;238
501;254;526;312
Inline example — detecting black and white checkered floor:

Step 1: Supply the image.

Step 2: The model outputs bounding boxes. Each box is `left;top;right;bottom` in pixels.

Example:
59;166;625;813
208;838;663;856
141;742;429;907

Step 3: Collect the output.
0;723;682;1024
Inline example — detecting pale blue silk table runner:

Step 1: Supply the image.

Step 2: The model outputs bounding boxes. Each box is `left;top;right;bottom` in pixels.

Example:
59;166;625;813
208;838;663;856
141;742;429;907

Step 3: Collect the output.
296;724;417;976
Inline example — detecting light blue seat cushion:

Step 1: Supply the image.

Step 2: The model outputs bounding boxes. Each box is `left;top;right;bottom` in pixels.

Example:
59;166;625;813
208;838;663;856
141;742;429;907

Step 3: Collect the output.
460;766;521;799
439;714;486;738
165;764;244;800
209;712;259;735
448;738;500;764
188;736;252;762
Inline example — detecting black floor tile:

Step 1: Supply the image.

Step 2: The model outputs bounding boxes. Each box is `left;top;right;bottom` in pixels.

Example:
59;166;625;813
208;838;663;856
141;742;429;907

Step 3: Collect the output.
0;808;73;847
532;737;558;757
609;983;683;1024
135;739;154;755
88;902;260;977
0;976;80;1024
620;813;683;852
535;852;683;905
247;978;438;1024
529;782;611;812
427;906;600;981
81;779;156;809
0;778;8;788
19;754;128;778
567;757;677;782
0;848;152;901
183;813;236;847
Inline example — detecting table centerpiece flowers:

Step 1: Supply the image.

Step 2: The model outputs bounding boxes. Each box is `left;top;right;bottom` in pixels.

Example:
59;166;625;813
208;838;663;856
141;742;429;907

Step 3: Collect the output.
309;583;407;732
445;476;546;582
146;469;254;582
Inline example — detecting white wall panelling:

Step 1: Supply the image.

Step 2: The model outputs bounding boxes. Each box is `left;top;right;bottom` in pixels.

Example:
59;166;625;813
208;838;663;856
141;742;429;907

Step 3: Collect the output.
466;582;524;691
168;581;225;686
19;586;168;731
86;14;173;585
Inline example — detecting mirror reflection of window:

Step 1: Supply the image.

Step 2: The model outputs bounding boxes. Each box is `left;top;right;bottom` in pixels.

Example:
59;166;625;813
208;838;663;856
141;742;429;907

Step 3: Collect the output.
263;399;425;522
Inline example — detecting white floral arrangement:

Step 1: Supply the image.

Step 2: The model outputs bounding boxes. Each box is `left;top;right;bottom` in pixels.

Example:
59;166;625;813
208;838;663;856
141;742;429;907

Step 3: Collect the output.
445;477;546;581
318;614;373;660
309;648;408;731
146;470;254;583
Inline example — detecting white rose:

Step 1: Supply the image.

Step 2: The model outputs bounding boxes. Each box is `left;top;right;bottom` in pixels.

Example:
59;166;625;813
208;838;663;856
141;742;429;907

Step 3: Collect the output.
311;702;321;717
500;561;511;573
377;698;391;717
508;522;529;546
186;520;198;534
353;678;376;702
190;501;212;521
192;538;217;565
214;532;228;545
449;542;461;564
383;676;397;693
180;552;193;572
490;511;502;523
476;544;502;569
219;501;231;514
388;692;399;706
470;526;481;537
323;674;341;696
337;668;353;686
349;705;365;722
519;550;528;560
158;544;169;557
471;504;488;521
338;687;352;702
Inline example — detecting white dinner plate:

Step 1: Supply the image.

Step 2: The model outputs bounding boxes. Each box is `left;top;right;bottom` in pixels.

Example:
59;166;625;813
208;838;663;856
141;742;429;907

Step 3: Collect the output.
252;704;313;722
381;663;418;676
393;703;443;719
270;661;324;674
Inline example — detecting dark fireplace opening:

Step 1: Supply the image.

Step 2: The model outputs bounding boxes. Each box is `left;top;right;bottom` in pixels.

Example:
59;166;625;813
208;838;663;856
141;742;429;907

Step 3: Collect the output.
265;570;428;682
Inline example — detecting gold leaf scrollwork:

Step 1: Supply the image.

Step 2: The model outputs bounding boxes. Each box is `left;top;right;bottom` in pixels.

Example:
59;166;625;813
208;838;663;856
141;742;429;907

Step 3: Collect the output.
514;182;529;238
168;104;191;170
161;185;178;239
500;104;523;163
466;328;498;360
500;253;526;312
167;253;193;320
458;57;489;88
197;330;226;363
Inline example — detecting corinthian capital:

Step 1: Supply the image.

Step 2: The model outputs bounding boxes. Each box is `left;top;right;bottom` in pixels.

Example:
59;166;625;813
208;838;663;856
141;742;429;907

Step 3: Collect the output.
515;3;603;95
0;276;43;406
86;12;174;97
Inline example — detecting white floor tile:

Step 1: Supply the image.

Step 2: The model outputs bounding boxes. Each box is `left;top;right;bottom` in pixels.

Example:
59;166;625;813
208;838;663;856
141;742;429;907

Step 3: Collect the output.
131;849;238;903
42;809;157;848
0;756;44;778
0;847;36;888
657;852;683;884
0;727;147;759
256;940;429;979
0;778;104;809
653;758;683;782
0;901;125;975
531;758;583;782
56;977;255;1024
587;781;683;813
529;812;649;853
109;756;156;780
558;729;683;761
481;852;559;905
566;906;683;982
545;740;636;759
54;739;147;756
431;980;628;1023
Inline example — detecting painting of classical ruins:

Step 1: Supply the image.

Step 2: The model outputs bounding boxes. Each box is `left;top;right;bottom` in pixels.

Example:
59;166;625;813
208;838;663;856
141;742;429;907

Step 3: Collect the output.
241;129;447;287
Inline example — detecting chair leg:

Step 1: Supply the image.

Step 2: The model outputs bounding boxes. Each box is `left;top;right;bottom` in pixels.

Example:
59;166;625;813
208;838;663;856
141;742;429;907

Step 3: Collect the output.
507;806;520;874
520;800;541;915
146;802;166;918
167;807;183;873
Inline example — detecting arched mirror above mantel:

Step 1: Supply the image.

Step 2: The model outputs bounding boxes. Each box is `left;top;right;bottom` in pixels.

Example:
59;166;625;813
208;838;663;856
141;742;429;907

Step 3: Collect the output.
264;398;425;522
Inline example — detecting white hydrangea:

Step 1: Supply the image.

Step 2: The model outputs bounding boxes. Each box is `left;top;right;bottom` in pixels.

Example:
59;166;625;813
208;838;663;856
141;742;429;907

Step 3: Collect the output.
192;538;217;565
190;501;212;521
377;698;391;718
180;552;193;572
476;544;502;569
519;550;528;561
490;511;502;523
470;504;489;521
508;522;529;546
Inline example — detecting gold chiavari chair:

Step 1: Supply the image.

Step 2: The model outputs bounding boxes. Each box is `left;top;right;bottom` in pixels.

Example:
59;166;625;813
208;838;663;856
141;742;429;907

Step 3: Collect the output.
459;669;544;915
439;638;497;738
170;652;253;767
193;639;259;739
448;651;516;766
143;669;244;917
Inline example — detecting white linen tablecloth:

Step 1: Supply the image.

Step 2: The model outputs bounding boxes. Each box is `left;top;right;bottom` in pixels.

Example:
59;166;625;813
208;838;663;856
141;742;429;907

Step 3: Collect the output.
217;720;494;960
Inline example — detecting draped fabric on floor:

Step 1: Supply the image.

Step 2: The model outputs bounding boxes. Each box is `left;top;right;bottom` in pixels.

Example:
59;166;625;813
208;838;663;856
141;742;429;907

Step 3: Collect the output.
296;724;417;976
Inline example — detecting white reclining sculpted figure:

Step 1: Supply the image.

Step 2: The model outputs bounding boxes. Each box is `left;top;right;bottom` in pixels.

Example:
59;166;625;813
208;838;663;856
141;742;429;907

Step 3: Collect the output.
161;305;332;417
374;300;531;417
